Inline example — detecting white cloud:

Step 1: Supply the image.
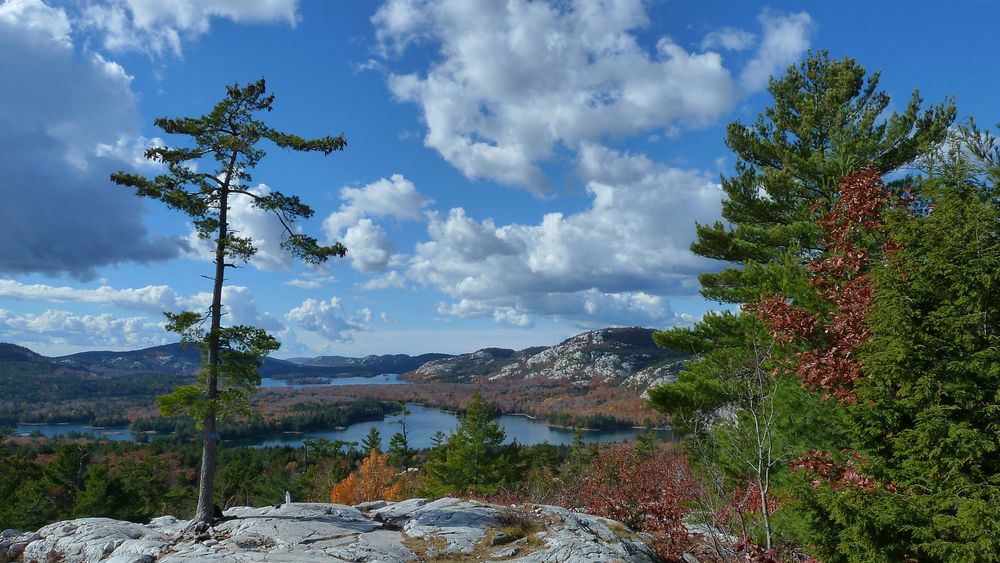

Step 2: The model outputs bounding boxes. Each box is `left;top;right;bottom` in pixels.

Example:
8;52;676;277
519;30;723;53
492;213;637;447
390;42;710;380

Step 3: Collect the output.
284;274;336;290
0;279;182;311
374;0;739;193
740;10;813;91
701;27;755;52
406;143;722;327
80;0;299;57
361;271;407;290
0;278;280;331
0;308;168;351
0;0;71;46
285;297;366;343
324;174;431;236
323;174;431;273
373;2;813;193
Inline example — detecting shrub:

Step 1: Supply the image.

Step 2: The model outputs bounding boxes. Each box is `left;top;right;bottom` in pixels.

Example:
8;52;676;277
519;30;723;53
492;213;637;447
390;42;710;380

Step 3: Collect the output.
577;443;696;560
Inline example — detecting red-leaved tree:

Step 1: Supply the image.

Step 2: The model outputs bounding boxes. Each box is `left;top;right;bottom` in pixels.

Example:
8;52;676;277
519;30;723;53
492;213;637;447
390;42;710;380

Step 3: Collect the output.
576;443;696;561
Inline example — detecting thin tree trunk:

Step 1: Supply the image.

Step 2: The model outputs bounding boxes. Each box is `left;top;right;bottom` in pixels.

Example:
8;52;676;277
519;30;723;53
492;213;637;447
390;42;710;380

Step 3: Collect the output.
194;153;236;525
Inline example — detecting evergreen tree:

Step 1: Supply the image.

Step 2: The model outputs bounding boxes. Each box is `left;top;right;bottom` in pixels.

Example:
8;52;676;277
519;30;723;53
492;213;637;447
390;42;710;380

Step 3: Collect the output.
647;52;954;554
111;79;347;525
388;403;413;468
361;427;382;455
649;52;954;431
423;390;509;495
794;129;1000;561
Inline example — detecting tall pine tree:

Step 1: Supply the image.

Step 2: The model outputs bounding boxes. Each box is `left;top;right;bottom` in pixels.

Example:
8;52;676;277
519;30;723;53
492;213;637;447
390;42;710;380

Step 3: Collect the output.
649;52;954;424
111;79;347;526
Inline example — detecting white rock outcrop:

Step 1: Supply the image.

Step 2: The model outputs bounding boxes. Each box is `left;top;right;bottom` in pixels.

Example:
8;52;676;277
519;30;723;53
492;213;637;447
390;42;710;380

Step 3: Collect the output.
6;498;661;562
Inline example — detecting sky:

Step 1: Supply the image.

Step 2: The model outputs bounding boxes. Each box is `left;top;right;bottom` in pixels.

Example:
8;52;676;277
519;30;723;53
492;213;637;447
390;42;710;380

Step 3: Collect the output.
0;0;996;358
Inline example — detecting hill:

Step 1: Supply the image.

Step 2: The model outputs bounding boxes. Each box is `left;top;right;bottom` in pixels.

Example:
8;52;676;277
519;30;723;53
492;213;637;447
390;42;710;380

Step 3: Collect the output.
406;327;688;391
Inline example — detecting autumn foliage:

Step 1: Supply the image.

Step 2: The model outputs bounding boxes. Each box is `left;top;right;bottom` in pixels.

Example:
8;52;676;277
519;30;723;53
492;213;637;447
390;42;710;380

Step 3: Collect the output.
750;167;894;401
329;449;404;505
576;443;695;561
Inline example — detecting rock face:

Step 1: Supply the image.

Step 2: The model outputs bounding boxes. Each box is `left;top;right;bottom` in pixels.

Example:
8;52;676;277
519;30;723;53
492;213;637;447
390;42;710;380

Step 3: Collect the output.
7;498;661;562
408;328;688;392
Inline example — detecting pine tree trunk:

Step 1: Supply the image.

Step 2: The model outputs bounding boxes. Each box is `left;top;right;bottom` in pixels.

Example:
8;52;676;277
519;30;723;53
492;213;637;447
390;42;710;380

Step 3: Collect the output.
194;155;235;526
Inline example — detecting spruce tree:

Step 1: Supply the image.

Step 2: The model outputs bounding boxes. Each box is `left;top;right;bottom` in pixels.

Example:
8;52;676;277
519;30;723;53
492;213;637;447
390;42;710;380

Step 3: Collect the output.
361;427;382;455
111;79;347;526
797;130;1000;561
424;390;508;495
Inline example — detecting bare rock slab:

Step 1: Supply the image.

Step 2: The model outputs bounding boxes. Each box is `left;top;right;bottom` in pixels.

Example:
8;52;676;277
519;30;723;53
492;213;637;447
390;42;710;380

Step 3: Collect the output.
18;498;660;562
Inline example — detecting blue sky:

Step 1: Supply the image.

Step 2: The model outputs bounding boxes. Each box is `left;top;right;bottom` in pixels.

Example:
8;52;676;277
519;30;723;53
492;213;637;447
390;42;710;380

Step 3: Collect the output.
0;0;995;357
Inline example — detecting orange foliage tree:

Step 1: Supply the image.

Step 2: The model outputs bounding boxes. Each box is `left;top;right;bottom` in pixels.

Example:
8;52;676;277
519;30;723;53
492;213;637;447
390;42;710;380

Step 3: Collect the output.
329;449;404;505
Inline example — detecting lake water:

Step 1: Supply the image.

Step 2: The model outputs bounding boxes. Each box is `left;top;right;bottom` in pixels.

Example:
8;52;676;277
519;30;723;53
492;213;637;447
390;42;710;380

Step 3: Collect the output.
14;406;672;448
248;404;673;449
14;423;137;442
259;373;408;388
14;373;673;447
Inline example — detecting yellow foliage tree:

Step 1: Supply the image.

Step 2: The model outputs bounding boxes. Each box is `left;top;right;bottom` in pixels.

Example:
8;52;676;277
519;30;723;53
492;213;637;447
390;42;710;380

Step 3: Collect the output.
330;449;404;505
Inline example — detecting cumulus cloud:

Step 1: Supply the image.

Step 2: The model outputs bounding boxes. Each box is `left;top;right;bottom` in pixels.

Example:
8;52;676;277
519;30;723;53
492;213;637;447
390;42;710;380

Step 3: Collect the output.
80;0;299;57
740;11;814;91
374;0;740;193
0;2;181;279
406;143;722;327
373;1;814;193
0;308;169;351
0;278;280;331
323;174;431;273
285;297;367;343
0;279;182;311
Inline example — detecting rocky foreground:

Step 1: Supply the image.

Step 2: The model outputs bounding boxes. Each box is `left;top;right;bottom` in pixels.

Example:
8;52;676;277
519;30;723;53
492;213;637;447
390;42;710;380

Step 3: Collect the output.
1;497;663;562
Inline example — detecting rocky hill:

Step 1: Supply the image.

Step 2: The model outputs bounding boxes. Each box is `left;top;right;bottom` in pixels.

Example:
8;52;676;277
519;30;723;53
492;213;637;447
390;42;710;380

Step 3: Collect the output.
407;328;688;391
0;343;433;381
1;498;661;562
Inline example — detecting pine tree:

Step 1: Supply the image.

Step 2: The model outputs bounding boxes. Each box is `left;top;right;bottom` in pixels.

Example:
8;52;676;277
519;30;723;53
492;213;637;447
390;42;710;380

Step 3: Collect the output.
361;427;382;455
111;79;347;525
649;52;954;430
647;52;954;554
388;403;414;468
423;390;509;495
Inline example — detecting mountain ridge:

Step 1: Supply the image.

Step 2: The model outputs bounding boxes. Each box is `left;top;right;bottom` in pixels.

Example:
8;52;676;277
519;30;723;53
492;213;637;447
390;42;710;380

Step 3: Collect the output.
406;327;688;391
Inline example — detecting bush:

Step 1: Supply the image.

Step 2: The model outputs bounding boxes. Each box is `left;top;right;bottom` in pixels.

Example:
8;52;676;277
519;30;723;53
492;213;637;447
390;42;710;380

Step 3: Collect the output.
329;449;404;505
576;443;696;560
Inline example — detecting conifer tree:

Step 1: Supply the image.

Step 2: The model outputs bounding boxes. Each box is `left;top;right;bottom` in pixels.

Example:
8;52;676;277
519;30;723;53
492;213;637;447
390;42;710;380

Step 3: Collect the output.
111;79;347;526
361;427;382;455
788;129;1000;560
423;390;508;495
649;52;954;427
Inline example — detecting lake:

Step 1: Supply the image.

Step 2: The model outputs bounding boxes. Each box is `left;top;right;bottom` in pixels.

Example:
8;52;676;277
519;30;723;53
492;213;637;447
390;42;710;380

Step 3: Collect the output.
14;405;672;448
259;373;408;388
14;373;674;447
